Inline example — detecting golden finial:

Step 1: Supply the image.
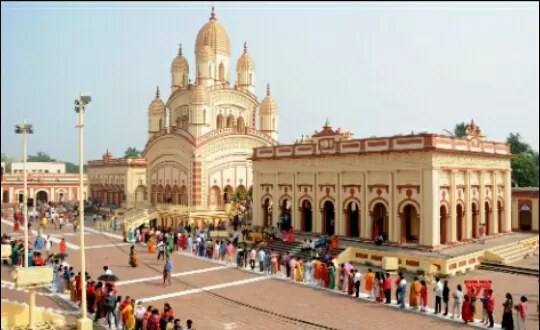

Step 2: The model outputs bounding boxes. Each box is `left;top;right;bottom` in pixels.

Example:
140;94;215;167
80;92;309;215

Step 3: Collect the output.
210;6;216;21
243;41;248;54
156;86;160;98
266;83;271;96
178;44;183;56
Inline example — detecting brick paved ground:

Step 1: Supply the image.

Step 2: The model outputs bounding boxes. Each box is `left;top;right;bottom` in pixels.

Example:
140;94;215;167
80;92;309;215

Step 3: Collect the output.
2;217;539;330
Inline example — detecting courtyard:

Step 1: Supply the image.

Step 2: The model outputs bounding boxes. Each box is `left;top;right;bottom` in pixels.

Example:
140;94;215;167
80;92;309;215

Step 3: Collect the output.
1;218;538;330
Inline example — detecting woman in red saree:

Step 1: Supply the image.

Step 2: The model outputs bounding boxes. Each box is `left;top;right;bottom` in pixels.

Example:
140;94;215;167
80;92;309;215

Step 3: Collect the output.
379;274;385;302
462;295;472;324
13;219;21;232
321;263;329;288
75;273;82;302
347;270;354;296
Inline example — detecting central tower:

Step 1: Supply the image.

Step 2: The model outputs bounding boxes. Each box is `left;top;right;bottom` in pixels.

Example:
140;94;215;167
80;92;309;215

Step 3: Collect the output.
194;7;231;86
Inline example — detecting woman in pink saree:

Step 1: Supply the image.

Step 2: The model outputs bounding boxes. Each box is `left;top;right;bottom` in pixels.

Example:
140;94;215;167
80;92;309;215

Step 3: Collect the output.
289;257;297;280
342;265;350;293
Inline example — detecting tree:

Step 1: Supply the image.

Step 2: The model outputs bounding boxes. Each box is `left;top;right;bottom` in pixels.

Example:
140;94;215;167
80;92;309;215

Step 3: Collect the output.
1;153;15;172
506;133;539;187
28;151;55;162
506;133;534;156
124;147;142;158
444;122;468;138
511;153;539;187
65;162;88;173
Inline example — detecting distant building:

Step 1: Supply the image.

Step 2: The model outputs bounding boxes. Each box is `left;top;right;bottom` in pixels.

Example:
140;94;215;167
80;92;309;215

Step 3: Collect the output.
1;161;87;205
511;187;539;232
10;161;65;174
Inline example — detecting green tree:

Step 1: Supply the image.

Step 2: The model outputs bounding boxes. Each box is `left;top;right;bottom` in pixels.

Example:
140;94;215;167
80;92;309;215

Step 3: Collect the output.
511;153;539;187
124;147;142;158
27;151;55;162
444;122;468;137
65;162;87;173
506;133;539;187
506;133;534;156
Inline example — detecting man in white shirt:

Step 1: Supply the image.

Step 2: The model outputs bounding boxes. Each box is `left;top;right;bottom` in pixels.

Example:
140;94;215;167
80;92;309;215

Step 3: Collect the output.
257;249;266;272
353;269;363;298
433;277;443;314
157;240;165;260
102;266;113;275
44;235;52;257
398;275;407;308
452;286;464;319
134;301;146;329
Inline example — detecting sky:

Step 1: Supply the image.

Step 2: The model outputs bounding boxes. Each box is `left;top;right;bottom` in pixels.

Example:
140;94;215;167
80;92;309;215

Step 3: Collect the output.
1;1;539;164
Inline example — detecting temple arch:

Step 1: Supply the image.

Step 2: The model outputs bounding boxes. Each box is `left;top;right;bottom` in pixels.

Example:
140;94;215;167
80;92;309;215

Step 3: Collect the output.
179;185;188;205
279;197;292;231
226;114;235;128
371;202;388;239
216;114;224;129
172;185;180;204
209;186;221;206
322;200;335;236
497;199;504;233
299;199;313;232
262;197;272;228
471;201;479;238
400;203;420;243
223;185;234;203
439;204;448;245
237;116;246;132
456;202;465;241
346;201;360;238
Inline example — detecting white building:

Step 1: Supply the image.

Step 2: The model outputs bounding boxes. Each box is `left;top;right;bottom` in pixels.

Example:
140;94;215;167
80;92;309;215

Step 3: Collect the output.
10;162;66;174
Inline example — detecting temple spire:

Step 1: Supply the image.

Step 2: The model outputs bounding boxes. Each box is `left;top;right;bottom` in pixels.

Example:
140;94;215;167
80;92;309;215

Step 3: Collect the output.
210;6;216;21
266;83;271;96
178;43;183;56
243;41;248;54
155;86;160;98
324;118;330;127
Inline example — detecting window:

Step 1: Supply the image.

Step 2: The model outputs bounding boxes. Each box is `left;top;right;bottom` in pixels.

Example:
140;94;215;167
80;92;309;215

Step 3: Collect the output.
216;114;224;129
57;170;61;174
219;63;225;81
45;170;49;173
203;109;207;123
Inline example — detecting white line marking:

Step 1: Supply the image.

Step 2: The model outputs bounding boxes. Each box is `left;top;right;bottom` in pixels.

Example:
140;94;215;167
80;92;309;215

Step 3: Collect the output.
115;266;231;286
84;243;132;250
139;276;269;302
83;226;124;240
1;219;80;250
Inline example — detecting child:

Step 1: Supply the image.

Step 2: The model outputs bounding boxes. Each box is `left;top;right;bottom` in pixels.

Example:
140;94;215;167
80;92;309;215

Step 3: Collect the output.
481;290;490;325
420;280;428;312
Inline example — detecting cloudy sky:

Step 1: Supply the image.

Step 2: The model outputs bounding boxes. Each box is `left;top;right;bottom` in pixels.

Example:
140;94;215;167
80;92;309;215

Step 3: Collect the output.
1;1;538;163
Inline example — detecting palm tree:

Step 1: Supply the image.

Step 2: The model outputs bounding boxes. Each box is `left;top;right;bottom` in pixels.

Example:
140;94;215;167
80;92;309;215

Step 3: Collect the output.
443;122;468;138
124;147;142;158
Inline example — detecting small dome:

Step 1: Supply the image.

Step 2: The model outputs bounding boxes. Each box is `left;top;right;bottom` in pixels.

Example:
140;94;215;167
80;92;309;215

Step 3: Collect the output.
149;86;166;113
260;84;277;113
171;44;189;72
195;7;231;56
190;79;209;105
236;42;254;72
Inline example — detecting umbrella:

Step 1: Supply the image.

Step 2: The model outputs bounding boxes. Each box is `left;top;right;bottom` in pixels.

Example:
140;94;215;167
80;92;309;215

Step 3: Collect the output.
56;253;68;260
98;274;120;282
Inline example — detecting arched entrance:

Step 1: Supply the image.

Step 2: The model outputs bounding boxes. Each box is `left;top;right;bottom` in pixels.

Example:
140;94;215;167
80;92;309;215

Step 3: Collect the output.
164;185;172;203
157;185;164;203
150;185;157;204
456;204;464;241
280;199;292;231
439;205;448;245
262;198;272;228
485;201;491;235
135;185;146;202
223;186;233;203
235;185;247;200
372;203;388;239
346;202;360;238
402;204;420;243
322;201;335;236
36;190;48;203
471;202;479;238
2;191;9;203
209;186;221;206
179;186;188;205
300;200;313;232
519;203;532;231
497;200;503;233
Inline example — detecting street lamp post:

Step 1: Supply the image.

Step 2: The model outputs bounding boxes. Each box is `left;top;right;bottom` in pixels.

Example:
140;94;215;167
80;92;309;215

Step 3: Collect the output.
74;94;92;330
14;120;34;328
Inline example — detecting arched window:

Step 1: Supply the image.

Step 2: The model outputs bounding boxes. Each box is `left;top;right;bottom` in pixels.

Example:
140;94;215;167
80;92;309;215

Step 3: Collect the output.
216;114;224;129
219;63;225;81
237;116;245;132
203;109;207;123
181;116;188;130
226;115;235;128
175;117;181;128
158;119;162;130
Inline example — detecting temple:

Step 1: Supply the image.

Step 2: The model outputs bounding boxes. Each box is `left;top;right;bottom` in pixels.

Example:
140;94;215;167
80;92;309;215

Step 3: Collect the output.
251;120;514;248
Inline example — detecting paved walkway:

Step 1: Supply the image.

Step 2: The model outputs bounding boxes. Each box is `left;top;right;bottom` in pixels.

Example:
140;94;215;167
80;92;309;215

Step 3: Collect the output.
2;218;538;330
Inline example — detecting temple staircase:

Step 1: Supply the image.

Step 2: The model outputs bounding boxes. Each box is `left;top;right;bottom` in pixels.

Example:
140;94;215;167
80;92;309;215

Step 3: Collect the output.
484;239;538;265
122;208;158;231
